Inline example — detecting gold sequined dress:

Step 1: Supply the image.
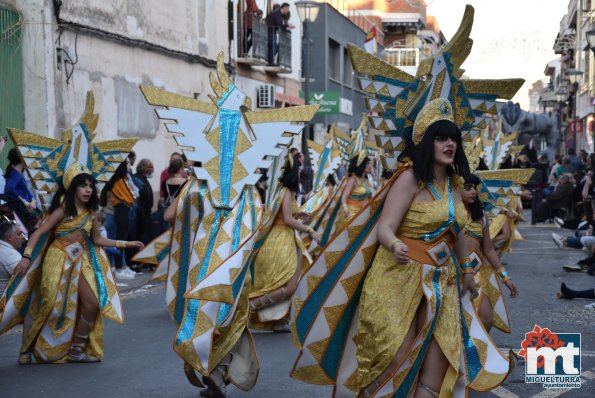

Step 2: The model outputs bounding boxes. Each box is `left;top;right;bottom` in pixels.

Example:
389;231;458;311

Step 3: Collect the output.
290;173;514;398
250;188;309;326
336;176;373;231
20;209;123;363
464;216;511;333
356;177;467;396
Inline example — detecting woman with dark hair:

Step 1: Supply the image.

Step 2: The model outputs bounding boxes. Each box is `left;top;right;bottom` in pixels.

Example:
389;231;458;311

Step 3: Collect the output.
356;99;508;397
3;148;36;209
9;162;143;364
100;160;137;279
248;153;321;331
461;174;518;333
161;157;187;210
3;148;40;232
336;154;374;230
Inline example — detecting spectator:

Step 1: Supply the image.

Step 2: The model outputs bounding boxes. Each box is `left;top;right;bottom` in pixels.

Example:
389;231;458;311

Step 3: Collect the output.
0;220;25;294
580;149;589;166
0;136;7;193
160;152;185;200
266;2;293;65
552;219;594;251
135;159;155;244
567;148;582;173
4;148;36;210
100;160;137;279
126;151;140;260
534;173;574;222
3;148;41;232
548;155;564;186
95;210;122;274
244;0;262;54
557;283;595;304
161;158;187;211
536;154;549;186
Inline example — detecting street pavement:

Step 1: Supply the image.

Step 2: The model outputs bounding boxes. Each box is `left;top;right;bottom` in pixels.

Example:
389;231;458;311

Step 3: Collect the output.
1;218;594;397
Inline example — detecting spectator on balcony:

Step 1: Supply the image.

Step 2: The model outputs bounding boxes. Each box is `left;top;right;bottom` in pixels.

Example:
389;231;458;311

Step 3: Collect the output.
244;0;262;55
266;2;294;65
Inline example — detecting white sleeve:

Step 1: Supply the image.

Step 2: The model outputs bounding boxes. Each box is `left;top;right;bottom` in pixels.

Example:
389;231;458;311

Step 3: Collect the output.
4;251;22;275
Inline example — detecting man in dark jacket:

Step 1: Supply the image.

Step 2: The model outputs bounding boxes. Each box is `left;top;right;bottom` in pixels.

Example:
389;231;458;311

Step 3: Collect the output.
135;159;155;244
535;173;574;222
266;3;293;65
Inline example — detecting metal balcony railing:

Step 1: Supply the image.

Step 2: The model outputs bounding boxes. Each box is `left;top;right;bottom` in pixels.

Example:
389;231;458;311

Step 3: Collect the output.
384;47;420;67
237;15;291;72
251;17;267;63
277;28;291;71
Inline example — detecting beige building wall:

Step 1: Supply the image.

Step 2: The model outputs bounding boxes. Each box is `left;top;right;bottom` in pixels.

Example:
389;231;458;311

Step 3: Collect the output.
10;0;229;192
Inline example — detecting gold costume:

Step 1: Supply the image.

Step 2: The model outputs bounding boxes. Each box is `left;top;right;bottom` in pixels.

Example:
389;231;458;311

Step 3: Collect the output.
356;177;466;395
464;217;511;333
336;176;373;231
250;188;311;329
251;189;301;298
21;210;122;363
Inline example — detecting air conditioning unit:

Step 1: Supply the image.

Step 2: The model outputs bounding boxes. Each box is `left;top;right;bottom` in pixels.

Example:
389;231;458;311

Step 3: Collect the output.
257;84;275;108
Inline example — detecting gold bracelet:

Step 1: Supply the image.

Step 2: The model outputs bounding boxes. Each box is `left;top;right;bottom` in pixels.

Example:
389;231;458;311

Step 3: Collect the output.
116;240;126;249
23;247;33;257
496;266;512;282
461;267;475;275
389;238;403;253
306;226;313;235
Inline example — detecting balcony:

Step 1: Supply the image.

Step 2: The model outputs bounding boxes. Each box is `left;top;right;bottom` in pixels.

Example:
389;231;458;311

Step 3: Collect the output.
384;47;420;75
236;16;291;73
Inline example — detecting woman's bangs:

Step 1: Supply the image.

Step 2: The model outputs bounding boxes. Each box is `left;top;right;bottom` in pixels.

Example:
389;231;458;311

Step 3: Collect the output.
430;120;460;140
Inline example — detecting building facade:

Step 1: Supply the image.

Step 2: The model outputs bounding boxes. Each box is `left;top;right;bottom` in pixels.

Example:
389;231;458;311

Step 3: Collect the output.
0;0;308;188
546;0;595;153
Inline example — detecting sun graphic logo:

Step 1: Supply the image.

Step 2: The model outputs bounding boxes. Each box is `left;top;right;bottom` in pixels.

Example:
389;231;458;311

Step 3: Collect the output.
518;325;581;389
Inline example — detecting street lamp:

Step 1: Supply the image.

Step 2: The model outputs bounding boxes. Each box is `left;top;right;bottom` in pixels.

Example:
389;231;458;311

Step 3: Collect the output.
586;29;595;55
566;69;583;152
554;89;568;154
295;0;320;193
586;30;595;150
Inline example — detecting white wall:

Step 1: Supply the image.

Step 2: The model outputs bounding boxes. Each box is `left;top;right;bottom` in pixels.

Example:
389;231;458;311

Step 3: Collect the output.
14;0;229;195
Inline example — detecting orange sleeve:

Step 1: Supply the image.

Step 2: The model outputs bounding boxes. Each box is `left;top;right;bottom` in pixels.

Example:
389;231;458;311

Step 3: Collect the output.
111;179;135;207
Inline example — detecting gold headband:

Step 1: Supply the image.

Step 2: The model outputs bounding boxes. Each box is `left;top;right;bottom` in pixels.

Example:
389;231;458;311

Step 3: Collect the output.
63;162;91;190
412;98;455;146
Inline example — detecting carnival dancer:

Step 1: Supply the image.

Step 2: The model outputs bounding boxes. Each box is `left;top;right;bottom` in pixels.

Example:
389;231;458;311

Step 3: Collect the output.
0;91;138;365
249;152;322;332
135;52;318;397
355;99;477;397
6;162;143;364
461;173;518;333
292;99;515;398
292;5;524;393
336;154;374;231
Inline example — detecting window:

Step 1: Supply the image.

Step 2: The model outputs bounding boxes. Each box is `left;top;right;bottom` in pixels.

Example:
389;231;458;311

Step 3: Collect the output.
328;39;340;81
343;48;352;86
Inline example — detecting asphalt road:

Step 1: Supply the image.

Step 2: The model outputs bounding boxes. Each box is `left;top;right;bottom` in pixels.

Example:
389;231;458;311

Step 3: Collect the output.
0;219;593;397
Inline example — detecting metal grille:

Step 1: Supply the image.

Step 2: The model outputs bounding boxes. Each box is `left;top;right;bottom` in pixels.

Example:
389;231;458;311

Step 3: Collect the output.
0;5;23;170
277;29;291;70
252;17;267;62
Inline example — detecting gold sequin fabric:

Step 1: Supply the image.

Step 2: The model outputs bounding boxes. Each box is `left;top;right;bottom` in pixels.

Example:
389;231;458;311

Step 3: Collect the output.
21;210;120;363
250;225;299;299
355;183;465;393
